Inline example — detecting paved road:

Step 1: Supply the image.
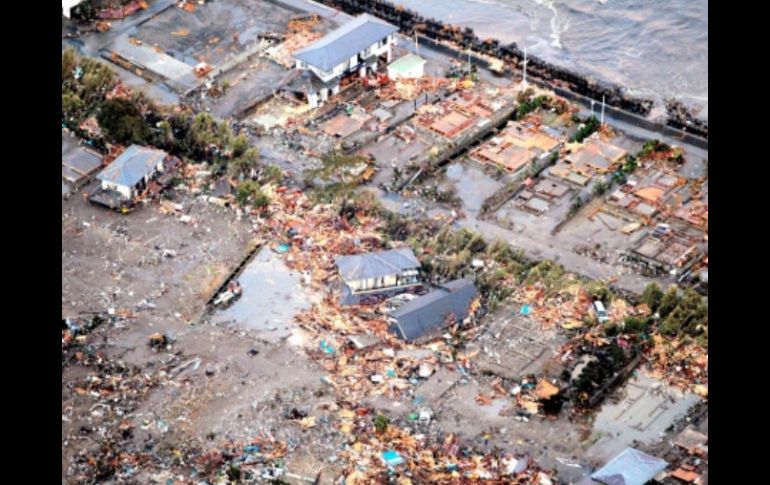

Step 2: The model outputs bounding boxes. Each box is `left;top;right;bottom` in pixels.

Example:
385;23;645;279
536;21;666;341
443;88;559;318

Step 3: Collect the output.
456;217;664;294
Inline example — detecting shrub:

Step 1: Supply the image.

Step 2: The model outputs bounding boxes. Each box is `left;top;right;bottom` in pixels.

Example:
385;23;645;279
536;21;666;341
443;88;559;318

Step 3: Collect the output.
570;116;600;143
374;414;389;433
97;97;151;145
641;283;663;312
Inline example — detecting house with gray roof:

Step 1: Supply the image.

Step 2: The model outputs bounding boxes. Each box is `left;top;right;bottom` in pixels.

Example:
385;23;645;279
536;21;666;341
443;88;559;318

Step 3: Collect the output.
388;279;478;342
95;145;170;200
291;14;398;108
335;247;420;303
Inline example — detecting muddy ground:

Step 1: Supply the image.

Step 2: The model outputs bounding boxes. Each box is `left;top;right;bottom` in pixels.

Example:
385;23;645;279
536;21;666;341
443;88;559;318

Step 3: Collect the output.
62;189;351;483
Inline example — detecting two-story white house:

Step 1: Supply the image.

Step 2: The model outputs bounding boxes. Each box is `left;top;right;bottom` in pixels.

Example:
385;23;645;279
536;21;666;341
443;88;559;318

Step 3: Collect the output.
290;14;398;108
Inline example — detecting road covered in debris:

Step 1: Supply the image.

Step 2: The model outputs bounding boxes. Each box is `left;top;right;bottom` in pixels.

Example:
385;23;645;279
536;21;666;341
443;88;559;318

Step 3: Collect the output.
62;1;707;484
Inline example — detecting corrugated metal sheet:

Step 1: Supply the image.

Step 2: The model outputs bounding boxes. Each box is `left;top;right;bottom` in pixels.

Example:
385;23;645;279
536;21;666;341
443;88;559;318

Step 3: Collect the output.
294;14;397;71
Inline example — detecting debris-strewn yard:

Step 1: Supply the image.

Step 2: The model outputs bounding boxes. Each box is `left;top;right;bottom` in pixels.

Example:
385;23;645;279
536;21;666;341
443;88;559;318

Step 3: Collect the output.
63;2;707;482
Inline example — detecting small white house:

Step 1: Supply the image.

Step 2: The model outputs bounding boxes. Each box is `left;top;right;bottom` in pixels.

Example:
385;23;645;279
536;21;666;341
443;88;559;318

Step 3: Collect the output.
96;145;168;199
62;0;84;19
291;14;398;108
387;53;426;80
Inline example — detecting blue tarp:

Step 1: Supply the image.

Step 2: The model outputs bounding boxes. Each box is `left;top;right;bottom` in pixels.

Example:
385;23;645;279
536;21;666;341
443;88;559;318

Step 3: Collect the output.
381;450;404;467
520;304;532;315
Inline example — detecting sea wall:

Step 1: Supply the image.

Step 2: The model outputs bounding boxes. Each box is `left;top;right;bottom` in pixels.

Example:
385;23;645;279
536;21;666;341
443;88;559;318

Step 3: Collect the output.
316;0;708;139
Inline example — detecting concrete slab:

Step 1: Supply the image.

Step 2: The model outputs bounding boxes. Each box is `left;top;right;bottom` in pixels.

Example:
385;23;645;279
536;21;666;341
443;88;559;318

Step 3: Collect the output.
106;37;198;91
414;366;461;404
586;369;701;463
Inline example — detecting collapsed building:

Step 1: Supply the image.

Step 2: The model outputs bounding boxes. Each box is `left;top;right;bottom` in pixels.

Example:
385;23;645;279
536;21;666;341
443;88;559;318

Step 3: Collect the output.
606;172;684;222
621;223;704;277
470;120;560;174
551;135;626;186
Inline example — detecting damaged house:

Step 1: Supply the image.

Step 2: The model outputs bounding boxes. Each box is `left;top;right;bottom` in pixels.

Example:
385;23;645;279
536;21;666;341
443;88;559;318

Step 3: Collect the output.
290;14;398;108
90;145;177;210
335;247;420;304
388;279;478;342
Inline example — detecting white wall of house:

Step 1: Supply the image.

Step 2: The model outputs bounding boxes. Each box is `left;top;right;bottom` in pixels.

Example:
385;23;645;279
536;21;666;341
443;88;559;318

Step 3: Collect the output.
307;91;319;109
101;181;133;199
345;272;409;293
101;160;165;200
62;0;82;19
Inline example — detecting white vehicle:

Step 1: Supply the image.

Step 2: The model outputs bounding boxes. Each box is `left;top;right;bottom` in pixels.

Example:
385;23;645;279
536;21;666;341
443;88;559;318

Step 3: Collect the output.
593;301;609;323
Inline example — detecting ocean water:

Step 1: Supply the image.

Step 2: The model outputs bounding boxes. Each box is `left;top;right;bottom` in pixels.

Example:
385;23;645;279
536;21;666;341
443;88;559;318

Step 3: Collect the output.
397;0;708;120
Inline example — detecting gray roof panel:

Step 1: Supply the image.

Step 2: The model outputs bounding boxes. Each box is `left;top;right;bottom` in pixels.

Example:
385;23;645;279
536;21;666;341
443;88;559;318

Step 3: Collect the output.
294;14;398;72
390;279;478;342
96;145;167;188
335;247;419;282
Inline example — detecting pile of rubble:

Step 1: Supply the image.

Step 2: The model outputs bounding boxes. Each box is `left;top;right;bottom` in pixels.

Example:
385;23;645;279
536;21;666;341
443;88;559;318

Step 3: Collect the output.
379;76;451;101
646;335;708;397
339;421;556;484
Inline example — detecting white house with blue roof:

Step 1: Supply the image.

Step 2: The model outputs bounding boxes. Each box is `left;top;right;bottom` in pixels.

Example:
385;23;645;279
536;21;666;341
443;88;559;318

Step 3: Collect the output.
291;14;398;108
96;145;169;200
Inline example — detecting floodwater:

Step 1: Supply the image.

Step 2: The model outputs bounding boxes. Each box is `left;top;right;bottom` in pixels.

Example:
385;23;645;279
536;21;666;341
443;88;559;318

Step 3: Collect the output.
445;163;504;215
397;0;708;120
211;248;313;343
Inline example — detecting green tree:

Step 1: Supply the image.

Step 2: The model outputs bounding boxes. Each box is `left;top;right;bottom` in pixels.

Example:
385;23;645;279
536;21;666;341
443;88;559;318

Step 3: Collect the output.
79;59;117;106
658;286;681;318
261;164;284;184
229;147;261;178
231;134;249;158
621;155;638;174
374;414;389;434
592;179;610;196
660;305;687;336
586;281;610;302
188;113;220;154
641;283;664;312
623;316;650;334
97;97;151;145
62;93;86;125
62;49;78;83
236;180;270;208
570;116;600;143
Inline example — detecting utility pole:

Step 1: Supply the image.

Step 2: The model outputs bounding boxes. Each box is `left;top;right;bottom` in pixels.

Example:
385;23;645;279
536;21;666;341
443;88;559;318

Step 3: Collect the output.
601;95;606;125
522;49;528;87
468;49;472;75
590;99;595;118
415;33;419;57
